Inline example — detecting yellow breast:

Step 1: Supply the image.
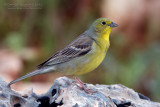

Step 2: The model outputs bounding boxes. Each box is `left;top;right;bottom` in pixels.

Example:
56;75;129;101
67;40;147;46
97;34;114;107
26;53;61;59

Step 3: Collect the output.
72;41;109;75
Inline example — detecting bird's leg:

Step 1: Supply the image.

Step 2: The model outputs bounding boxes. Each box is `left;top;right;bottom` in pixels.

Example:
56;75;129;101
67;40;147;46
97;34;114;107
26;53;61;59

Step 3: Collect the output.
74;77;97;93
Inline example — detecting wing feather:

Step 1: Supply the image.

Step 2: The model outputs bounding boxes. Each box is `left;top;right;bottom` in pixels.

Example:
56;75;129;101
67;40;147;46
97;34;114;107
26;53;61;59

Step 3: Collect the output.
37;34;93;69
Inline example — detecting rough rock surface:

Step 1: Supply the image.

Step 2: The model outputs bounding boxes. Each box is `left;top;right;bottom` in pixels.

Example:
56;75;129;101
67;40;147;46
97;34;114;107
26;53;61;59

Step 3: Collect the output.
0;77;160;107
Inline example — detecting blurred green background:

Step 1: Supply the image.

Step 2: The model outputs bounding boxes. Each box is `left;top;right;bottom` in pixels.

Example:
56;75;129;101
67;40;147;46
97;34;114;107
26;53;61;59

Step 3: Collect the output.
0;0;160;101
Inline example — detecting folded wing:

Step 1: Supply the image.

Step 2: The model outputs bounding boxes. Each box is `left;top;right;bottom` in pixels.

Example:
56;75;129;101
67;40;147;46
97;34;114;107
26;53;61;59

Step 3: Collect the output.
37;35;93;69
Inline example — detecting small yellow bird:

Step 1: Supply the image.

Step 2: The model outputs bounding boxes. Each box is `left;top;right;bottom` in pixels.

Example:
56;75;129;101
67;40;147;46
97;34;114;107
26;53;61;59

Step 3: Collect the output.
8;18;118;92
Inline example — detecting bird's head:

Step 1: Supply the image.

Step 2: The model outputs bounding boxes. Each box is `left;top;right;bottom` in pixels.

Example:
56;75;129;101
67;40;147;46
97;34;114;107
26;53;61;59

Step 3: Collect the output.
91;18;118;33
89;18;118;40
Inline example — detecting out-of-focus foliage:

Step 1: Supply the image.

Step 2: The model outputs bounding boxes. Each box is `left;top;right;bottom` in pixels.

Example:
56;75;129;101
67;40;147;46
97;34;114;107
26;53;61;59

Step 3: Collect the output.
0;0;160;101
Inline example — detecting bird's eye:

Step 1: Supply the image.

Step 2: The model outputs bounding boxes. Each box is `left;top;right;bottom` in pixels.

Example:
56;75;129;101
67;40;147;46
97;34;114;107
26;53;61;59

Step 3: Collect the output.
101;21;106;25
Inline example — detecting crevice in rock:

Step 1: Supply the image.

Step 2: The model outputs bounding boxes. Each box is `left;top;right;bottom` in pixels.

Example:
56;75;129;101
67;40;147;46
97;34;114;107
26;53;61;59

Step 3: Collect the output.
115;102;131;107
37;96;50;107
13;103;21;107
52;89;57;96
10;95;25;107
50;99;63;107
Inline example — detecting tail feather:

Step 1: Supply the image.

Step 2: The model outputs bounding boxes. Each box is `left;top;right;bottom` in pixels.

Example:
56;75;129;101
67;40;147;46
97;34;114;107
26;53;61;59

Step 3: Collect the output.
8;67;55;86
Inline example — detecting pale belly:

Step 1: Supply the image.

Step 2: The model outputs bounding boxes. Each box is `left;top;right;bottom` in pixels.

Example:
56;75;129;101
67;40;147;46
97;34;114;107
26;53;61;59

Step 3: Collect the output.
56;50;106;76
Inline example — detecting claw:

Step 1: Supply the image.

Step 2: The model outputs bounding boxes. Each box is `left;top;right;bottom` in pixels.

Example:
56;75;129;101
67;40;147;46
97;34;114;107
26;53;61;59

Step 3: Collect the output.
74;77;97;93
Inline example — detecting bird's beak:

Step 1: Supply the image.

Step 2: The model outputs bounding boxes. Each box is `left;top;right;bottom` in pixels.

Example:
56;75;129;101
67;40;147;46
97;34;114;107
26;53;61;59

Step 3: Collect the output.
109;22;118;27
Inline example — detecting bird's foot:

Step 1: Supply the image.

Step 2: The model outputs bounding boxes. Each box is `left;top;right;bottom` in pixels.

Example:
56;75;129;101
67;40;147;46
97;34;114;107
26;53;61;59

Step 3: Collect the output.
74;77;97;93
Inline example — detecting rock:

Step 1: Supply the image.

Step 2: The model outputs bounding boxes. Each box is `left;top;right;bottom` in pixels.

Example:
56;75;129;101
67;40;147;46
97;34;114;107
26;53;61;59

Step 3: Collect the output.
0;77;160;107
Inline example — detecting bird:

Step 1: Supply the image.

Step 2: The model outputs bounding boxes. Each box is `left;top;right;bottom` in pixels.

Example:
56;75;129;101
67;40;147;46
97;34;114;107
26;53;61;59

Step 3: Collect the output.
8;18;118;92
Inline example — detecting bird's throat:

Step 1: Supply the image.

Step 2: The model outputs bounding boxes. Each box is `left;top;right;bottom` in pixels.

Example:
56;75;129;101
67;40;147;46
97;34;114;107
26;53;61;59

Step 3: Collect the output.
102;28;112;41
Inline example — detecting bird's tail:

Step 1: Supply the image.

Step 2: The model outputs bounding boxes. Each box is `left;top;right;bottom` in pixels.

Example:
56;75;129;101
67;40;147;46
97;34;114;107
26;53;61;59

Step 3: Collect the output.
8;67;55;87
